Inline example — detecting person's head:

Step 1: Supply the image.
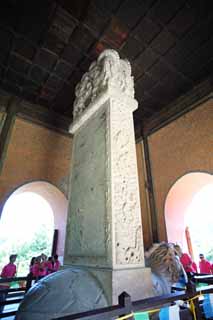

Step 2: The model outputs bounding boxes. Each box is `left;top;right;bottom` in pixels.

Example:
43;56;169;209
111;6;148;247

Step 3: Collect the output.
36;256;42;263
174;244;183;257
48;257;53;262
30;257;36;266
54;254;58;261
9;254;17;264
41;253;47;261
199;254;205;260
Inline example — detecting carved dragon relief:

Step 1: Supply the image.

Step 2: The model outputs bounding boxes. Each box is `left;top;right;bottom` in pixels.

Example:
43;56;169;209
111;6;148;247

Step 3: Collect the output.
73;49;134;119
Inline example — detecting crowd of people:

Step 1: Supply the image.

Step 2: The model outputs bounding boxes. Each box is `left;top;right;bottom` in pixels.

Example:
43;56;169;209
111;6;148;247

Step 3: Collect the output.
174;244;213;274
1;247;213;280
1;248;213;280
0;253;61;312
0;247;213;314
0;253;61;280
29;253;61;277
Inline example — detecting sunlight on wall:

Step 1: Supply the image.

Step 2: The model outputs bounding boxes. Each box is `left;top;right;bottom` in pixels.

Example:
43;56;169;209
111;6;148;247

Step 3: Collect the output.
0;192;54;275
0;192;54;242
11;181;69;258
165;172;213;252
185;183;213;263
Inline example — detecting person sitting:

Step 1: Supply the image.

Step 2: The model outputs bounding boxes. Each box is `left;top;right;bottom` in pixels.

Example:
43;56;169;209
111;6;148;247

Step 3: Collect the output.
199;254;212;274
53;254;60;272
0;254;17;313
174;244;197;273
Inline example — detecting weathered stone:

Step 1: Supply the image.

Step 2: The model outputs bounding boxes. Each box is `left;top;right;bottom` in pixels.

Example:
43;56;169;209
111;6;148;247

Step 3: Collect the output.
16;268;107;320
16;50;153;319
64;49;153;303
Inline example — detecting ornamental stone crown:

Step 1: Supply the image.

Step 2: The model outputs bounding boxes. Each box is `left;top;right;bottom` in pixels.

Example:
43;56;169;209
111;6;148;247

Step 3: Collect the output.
73;49;135;119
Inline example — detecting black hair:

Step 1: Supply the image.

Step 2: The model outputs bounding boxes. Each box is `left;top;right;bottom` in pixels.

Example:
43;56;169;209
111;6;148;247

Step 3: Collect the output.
9;254;17;262
30;257;36;266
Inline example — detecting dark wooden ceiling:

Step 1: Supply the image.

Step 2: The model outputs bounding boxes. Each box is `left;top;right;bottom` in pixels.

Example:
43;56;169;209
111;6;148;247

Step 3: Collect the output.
0;0;213;137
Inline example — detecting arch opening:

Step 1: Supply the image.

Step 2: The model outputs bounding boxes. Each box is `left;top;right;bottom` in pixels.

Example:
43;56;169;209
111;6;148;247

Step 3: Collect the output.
165;172;213;265
0;181;68;275
185;183;213;262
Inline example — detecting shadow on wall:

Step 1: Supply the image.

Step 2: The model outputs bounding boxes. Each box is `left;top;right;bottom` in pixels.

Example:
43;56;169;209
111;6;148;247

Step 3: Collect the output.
1;181;68;261
164;172;213;251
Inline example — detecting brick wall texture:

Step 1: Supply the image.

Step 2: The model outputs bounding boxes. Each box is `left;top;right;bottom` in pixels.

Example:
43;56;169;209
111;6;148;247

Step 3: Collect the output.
148;99;213;241
0;118;72;204
1;99;212;248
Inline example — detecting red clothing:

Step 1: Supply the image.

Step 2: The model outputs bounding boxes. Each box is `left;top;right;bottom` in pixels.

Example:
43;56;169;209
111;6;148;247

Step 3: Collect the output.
53;260;60;272
180;253;196;273
199;259;212;274
1;263;16;278
31;263;40;277
42;261;49;275
46;261;54;275
39;262;47;276
192;261;198;273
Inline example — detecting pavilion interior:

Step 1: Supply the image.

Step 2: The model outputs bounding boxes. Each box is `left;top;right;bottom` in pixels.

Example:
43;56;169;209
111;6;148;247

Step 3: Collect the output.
0;0;212;266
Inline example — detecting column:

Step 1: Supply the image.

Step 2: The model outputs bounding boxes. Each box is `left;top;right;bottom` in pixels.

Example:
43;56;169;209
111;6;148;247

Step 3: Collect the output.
64;50;152;304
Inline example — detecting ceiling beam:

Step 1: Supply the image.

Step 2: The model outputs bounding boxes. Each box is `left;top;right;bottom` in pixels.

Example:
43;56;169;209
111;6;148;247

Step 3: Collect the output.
0;97;18;174
138;76;213;139
0;89;72;136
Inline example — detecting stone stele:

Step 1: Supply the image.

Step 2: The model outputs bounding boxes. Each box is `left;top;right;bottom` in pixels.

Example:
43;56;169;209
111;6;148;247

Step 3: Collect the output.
16;49;153;320
65;49;153;302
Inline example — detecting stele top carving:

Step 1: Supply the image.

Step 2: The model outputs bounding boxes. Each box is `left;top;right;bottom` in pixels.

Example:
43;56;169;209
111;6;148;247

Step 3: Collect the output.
73;49;134;119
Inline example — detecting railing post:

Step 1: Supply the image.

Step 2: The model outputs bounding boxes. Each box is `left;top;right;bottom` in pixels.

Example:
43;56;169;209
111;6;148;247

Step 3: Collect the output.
118;292;134;319
186;280;202;320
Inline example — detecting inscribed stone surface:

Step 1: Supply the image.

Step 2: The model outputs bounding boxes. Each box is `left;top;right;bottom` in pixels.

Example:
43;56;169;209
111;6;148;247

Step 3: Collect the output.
68;107;107;257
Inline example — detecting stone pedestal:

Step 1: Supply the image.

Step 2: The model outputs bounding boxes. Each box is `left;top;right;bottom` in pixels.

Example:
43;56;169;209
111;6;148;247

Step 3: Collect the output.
64;50;152;304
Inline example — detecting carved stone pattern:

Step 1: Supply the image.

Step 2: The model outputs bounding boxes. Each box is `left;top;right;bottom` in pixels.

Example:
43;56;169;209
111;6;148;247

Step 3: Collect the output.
110;98;144;265
73;50;134;119
105;104;112;267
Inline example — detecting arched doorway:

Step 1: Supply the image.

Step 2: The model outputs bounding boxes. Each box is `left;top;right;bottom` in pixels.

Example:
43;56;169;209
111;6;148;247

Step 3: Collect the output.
185;183;213;263
165;172;213;258
0;181;68;275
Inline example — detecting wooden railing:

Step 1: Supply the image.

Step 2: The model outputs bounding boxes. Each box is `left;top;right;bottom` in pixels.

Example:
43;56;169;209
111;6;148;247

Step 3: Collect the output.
1;274;213;319
52;283;199;320
0;274;42;318
53;276;213;320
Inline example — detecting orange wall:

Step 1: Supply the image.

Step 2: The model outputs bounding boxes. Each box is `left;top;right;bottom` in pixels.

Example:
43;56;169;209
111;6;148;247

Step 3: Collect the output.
1;100;212;250
1;116;153;250
0;117;72;204
148;99;213;241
